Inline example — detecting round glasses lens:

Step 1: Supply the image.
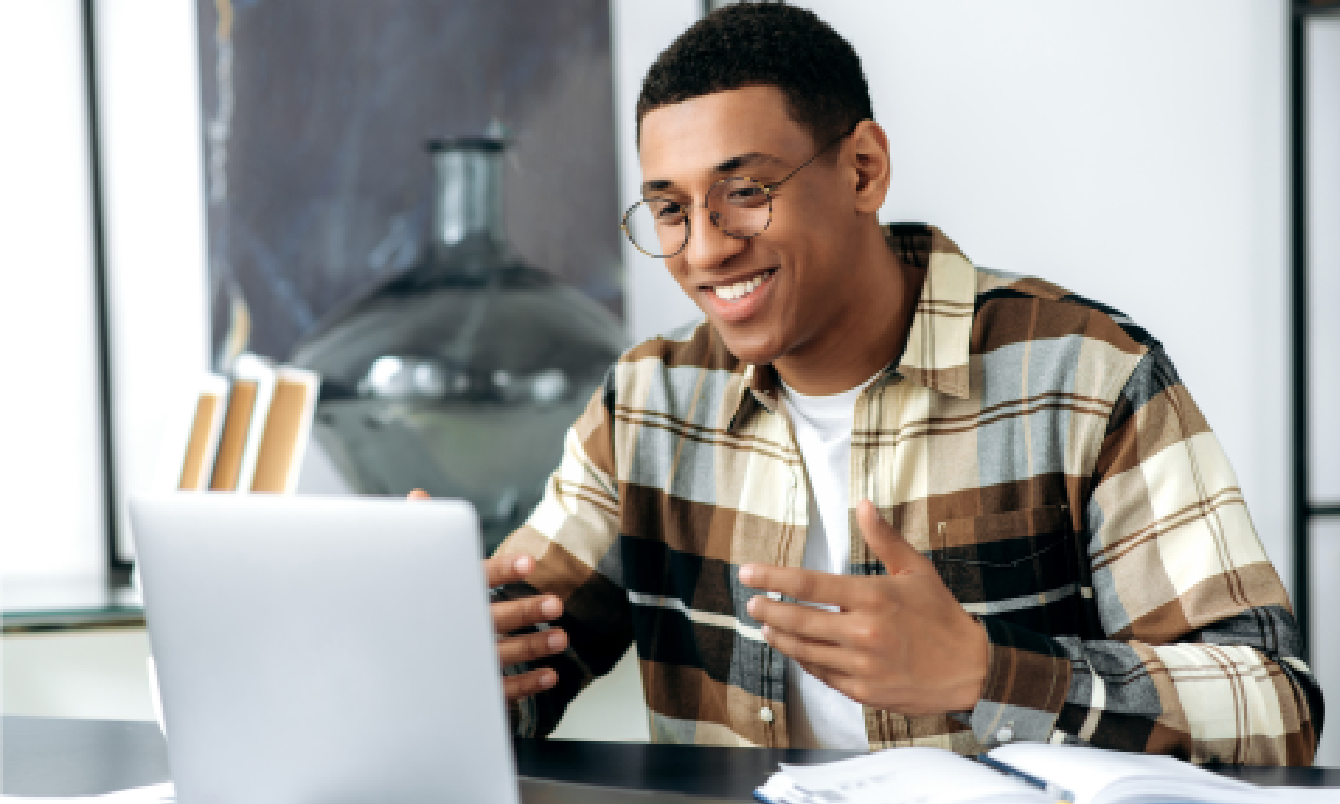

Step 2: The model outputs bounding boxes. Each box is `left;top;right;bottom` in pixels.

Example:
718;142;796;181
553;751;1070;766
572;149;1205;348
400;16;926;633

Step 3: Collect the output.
706;177;771;238
624;199;688;258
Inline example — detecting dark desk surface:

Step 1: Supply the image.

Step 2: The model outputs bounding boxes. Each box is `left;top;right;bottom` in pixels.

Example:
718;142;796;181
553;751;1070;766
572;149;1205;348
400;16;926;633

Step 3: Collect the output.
3;716;1336;800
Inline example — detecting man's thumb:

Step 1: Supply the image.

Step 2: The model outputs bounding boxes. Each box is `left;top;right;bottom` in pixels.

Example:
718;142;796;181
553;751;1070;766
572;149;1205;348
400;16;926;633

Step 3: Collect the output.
856;499;928;575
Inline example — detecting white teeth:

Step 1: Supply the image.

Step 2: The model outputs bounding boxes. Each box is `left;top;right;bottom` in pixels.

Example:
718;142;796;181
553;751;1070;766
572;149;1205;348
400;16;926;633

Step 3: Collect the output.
712;271;770;302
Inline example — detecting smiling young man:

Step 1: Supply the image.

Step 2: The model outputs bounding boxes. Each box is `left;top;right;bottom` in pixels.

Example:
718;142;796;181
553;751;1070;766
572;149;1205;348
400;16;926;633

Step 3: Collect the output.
477;4;1321;762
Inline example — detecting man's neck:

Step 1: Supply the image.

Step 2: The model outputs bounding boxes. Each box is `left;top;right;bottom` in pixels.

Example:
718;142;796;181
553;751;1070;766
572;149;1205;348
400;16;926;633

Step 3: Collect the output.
773;229;923;396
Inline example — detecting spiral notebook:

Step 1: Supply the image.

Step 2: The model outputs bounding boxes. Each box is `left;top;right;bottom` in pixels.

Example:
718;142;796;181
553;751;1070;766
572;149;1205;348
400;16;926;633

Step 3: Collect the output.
754;743;1332;804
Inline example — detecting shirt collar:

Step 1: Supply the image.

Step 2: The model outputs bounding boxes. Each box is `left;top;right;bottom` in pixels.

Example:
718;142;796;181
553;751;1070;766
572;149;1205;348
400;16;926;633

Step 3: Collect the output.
893;224;976;400
726;224;977;432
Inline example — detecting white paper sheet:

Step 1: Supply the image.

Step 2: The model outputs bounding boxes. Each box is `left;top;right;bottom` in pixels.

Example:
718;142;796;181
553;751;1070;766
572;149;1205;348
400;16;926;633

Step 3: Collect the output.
758;747;1042;804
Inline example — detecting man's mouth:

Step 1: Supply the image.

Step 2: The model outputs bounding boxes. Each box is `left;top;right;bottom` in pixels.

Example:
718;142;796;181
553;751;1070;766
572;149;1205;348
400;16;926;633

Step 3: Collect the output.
706;268;777;302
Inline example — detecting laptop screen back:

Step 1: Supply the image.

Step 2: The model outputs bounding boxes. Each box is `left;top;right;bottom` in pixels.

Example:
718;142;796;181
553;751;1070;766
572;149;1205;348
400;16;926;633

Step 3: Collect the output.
131;494;518;804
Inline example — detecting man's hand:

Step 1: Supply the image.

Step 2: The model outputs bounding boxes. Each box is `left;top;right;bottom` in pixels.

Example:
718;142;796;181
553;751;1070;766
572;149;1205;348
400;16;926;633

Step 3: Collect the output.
740;500;988;716
408;489;566;703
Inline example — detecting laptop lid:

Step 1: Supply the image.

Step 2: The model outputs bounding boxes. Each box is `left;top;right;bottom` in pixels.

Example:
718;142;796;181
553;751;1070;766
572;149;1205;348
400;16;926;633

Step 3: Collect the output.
130;494;518;804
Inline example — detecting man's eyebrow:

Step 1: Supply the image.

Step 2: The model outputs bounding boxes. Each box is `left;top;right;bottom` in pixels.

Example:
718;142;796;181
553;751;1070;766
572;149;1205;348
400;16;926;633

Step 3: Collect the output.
639;151;787;197
713;151;785;175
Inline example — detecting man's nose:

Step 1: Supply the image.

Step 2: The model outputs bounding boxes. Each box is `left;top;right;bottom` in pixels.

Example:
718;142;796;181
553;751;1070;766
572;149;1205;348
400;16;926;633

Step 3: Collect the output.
681;205;747;273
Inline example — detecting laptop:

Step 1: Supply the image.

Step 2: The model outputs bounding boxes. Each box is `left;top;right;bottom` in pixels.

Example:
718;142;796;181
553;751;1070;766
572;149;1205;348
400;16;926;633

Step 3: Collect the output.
131;494;520;804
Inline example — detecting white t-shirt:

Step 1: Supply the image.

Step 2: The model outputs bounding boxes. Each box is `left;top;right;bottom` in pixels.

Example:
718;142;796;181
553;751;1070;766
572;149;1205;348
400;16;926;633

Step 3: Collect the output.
778;374;879;750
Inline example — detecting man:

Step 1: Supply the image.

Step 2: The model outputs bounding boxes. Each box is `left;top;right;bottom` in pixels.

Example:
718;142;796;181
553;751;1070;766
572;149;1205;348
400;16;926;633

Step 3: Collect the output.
472;4;1320;762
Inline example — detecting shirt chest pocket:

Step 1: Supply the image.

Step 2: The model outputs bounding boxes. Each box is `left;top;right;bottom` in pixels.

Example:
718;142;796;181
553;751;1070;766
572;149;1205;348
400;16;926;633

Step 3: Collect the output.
933;504;1088;636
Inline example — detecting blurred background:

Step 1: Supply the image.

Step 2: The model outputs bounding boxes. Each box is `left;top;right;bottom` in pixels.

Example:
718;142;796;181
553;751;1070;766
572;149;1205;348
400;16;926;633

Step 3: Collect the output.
1;0;1337;762
194;0;623;360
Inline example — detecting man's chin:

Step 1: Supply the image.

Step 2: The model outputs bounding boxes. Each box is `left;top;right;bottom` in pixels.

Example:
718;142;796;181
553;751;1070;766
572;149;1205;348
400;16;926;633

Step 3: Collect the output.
715;328;785;368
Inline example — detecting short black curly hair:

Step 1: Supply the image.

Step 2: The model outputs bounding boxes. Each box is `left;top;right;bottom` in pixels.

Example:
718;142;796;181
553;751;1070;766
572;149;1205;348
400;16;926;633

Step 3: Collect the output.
635;3;873;149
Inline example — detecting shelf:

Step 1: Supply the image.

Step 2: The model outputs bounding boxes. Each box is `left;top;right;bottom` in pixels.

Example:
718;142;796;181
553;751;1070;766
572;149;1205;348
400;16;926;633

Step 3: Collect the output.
1;573;144;634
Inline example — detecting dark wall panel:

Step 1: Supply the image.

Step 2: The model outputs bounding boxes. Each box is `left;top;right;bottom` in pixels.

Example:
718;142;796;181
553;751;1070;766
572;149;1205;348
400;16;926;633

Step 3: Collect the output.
196;0;622;362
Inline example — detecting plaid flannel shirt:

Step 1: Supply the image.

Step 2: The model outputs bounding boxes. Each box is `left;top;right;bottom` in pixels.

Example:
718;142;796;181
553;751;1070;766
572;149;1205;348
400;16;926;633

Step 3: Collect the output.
497;223;1322;764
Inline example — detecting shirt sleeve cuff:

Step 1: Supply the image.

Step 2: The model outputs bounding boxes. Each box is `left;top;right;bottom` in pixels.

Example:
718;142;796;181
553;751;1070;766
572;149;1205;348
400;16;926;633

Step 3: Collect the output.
966;617;1072;747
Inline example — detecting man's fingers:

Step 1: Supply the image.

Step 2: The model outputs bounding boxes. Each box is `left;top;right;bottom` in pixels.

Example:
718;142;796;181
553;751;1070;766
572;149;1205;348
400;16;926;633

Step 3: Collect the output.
502;667;558;703
484;553;560;635
738;564;859;609
748;596;843;641
497;628;568;667
763;621;864;674
856;499;931;576
418;490;558;706
764;626;880;706
492;593;563;635
484;553;535;587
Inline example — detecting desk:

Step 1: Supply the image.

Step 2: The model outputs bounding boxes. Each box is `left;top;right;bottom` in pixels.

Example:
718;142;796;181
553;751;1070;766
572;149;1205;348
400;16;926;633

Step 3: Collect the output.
2;577;152;722
3;716;1336;800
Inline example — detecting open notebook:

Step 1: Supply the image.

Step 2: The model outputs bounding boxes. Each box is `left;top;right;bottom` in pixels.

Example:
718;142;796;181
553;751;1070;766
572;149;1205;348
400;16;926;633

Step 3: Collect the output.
754;743;1334;804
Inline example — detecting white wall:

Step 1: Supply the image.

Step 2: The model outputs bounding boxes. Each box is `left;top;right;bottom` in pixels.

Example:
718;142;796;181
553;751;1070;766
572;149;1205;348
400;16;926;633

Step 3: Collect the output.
1306;14;1340;771
1308;18;1340;512
0;0;209;578
94;0;211;557
614;0;705;342
1313;523;1339;766
0;0;108;577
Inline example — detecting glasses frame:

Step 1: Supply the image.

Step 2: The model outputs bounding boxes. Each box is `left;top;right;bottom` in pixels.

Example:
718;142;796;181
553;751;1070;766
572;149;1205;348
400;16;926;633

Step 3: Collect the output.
621;122;860;259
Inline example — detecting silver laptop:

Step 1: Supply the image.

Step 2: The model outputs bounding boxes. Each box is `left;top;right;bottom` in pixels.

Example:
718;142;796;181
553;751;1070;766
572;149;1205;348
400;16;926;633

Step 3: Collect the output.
130;494;519;804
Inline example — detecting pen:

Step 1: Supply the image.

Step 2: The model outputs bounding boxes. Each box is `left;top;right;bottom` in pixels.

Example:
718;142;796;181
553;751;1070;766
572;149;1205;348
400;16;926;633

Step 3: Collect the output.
975;753;1075;804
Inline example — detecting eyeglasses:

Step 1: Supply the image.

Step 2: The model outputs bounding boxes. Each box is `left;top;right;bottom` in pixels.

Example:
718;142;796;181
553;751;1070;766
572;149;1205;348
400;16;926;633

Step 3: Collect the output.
620;124;858;259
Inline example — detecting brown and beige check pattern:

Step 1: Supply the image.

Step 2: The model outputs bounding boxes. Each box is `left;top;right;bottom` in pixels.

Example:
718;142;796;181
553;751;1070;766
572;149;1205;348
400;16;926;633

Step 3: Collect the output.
495;223;1321;764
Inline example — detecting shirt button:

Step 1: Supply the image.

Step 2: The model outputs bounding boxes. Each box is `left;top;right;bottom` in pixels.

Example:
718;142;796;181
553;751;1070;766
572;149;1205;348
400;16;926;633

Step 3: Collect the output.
996;725;1014;743
759;707;775;723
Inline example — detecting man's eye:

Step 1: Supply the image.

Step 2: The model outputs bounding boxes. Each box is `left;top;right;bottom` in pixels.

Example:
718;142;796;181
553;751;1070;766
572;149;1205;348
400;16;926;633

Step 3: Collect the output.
727;186;766;205
654;202;686;222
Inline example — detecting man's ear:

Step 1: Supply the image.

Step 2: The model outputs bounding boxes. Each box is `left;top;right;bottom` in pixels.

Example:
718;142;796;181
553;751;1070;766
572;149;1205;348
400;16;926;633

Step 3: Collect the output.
847;120;891;215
